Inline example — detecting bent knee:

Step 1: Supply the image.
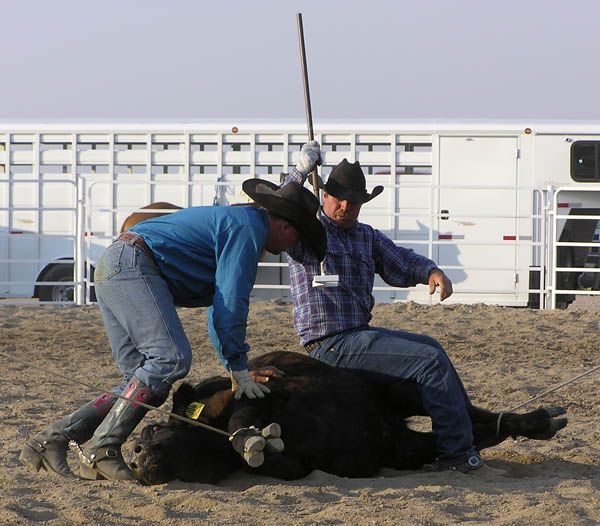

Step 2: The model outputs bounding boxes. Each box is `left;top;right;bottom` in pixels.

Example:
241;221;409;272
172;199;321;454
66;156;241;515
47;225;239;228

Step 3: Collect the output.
159;345;192;382
423;345;453;371
172;349;193;378
418;334;444;350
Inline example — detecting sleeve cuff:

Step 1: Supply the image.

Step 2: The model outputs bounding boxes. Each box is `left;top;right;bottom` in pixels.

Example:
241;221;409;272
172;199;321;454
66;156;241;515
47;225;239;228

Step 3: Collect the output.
422;264;440;283
226;352;249;372
288;166;307;184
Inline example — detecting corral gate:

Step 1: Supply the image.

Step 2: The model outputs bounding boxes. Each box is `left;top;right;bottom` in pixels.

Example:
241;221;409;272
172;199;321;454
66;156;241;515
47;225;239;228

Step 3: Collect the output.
1;122;600;308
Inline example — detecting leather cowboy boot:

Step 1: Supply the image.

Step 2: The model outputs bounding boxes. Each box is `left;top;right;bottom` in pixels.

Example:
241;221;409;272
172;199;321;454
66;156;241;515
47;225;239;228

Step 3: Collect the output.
19;393;116;476
78;377;166;481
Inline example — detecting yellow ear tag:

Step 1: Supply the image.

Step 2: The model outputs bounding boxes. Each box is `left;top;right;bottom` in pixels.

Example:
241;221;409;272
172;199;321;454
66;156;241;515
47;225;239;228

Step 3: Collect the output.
184;402;205;420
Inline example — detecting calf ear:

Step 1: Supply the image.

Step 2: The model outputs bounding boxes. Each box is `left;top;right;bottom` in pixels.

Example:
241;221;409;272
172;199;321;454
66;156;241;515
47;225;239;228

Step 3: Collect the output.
200;390;235;420
172;381;234;422
172;383;197;414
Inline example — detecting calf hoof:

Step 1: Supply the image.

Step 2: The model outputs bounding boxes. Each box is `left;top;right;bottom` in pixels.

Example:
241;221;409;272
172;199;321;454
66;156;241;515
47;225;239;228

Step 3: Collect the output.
261;423;281;439
544;406;567;418
262;422;285;454
527;406;568;439
244;435;266;453
549;416;568;436
243;450;265;468
265;438;285;454
230;427;266;467
540;406;568;438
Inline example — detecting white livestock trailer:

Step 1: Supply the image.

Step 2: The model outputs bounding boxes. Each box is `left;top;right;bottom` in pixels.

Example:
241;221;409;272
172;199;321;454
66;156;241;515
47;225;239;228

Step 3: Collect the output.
1;121;599;309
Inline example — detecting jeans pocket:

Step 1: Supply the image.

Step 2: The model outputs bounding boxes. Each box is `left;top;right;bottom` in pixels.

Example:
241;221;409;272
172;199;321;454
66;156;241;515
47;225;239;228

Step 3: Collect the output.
312;343;343;367
325;345;345;367
95;243;125;281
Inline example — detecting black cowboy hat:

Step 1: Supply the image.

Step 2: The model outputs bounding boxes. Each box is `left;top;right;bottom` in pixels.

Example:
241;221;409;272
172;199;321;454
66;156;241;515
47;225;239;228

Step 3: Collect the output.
321;159;384;203
242;179;327;261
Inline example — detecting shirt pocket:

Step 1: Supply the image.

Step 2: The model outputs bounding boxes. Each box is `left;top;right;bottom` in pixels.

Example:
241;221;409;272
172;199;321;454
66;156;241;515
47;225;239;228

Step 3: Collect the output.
354;251;374;282
326;244;373;279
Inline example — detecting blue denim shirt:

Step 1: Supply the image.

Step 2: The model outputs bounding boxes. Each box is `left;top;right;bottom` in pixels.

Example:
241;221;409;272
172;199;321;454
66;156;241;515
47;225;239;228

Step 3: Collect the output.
131;205;268;371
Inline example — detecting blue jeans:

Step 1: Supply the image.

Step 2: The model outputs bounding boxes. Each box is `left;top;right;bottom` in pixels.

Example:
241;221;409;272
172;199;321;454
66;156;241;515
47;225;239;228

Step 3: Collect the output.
94;237;192;397
309;327;475;461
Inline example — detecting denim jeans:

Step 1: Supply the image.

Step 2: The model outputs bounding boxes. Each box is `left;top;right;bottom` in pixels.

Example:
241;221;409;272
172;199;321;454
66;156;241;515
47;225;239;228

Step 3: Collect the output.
309;327;475;461
94;237;192;398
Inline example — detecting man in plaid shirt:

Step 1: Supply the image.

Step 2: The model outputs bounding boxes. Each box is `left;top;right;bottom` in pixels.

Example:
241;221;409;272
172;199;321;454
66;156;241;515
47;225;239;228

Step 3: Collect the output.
284;142;483;473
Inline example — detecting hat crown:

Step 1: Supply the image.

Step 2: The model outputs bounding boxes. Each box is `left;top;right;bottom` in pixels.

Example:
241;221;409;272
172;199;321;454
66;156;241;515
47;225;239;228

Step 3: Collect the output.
328;159;366;191
323;159;383;204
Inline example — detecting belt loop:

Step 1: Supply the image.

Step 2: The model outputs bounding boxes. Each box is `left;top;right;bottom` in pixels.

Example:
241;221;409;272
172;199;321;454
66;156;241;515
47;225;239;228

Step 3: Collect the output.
115;232;155;264
116;232;139;244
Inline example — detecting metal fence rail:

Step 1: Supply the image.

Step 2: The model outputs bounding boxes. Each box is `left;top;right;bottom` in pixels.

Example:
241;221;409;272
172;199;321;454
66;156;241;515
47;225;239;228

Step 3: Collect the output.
2;126;599;308
80;177;544;306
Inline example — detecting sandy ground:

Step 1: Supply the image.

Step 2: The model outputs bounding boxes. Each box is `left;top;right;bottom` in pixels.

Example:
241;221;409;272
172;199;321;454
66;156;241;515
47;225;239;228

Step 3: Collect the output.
1;300;600;525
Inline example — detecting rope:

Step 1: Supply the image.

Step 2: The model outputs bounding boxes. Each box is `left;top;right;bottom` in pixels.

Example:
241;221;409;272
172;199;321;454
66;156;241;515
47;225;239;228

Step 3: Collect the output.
496;412;504;437
0;349;232;439
507;364;600;412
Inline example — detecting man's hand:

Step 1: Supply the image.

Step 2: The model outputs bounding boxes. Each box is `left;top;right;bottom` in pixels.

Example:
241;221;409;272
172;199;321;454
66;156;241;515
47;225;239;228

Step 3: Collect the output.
295;140;322;175
428;269;453;301
250;366;285;384
231;369;271;400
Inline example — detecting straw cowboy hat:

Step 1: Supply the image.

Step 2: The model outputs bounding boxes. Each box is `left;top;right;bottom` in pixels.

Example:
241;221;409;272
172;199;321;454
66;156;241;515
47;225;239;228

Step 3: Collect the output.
322;159;384;203
242;179;326;261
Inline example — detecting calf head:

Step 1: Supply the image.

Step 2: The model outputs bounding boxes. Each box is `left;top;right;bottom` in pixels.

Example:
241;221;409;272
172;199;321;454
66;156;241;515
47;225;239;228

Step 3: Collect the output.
130;377;238;485
129;422;240;485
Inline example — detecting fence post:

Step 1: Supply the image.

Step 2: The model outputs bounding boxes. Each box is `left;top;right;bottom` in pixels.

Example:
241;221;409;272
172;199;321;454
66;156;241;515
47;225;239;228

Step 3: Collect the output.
75;174;86;306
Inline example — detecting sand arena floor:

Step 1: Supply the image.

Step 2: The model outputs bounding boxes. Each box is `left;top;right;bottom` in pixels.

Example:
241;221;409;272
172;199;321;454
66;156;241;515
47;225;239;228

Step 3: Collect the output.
1;300;599;525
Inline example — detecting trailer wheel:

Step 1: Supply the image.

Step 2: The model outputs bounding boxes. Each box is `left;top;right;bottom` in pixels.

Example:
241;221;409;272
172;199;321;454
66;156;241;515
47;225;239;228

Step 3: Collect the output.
37;264;74;303
37;263;97;304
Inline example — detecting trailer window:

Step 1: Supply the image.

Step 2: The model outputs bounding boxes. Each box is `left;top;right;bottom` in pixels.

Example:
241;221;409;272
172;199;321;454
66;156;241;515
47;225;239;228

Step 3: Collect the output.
571;141;600;182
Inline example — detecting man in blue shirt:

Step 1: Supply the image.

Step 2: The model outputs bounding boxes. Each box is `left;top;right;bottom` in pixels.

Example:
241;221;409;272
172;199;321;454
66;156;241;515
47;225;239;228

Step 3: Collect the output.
20;165;325;481
285;143;483;473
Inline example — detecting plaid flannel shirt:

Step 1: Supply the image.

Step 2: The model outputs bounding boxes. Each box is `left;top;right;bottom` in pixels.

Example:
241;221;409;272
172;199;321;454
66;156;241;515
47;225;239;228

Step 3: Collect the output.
284;169;438;345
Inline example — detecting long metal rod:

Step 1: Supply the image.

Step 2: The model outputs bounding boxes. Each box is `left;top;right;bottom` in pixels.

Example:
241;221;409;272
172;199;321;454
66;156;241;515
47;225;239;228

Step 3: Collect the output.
508;364;600;412
0;349;232;438
297;12;334;283
296;13;321;203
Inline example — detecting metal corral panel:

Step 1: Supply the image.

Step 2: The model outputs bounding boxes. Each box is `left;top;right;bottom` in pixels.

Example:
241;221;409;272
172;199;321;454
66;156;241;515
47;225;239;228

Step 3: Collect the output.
2;121;600;307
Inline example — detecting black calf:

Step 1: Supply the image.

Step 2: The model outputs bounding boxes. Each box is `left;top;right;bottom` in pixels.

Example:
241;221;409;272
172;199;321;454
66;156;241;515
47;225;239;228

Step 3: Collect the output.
129;351;567;485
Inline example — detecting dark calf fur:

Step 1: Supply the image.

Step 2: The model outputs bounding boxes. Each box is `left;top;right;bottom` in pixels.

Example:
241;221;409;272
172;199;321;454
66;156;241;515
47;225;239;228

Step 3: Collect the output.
130;351;567;485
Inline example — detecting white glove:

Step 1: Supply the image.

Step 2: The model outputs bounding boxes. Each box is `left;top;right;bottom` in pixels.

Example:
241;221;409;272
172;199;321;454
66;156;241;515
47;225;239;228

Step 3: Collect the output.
231;369;271;400
295;140;322;175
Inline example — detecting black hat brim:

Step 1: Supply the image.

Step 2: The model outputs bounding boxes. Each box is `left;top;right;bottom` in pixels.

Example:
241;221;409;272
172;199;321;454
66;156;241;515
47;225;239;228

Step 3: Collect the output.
322;178;384;204
242;179;327;261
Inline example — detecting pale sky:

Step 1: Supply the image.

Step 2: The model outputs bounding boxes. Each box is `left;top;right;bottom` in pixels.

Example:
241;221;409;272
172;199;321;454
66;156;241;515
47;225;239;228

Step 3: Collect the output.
1;0;598;121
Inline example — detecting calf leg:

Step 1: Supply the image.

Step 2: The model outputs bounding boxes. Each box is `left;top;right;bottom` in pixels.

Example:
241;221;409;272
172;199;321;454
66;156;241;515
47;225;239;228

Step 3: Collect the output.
472;406;567;451
388;424;437;470
229;401;339;478
389;406;567;469
228;404;286;468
